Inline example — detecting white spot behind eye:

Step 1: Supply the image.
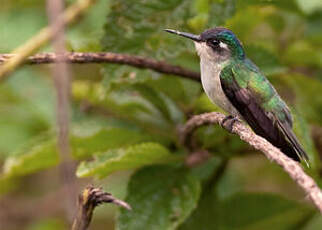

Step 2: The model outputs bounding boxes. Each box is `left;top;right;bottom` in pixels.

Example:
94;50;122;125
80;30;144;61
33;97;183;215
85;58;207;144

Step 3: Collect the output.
219;42;228;50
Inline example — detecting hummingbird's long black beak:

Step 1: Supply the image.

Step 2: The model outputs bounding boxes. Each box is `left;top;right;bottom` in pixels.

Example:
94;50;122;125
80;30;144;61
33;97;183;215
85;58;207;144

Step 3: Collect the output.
164;29;201;42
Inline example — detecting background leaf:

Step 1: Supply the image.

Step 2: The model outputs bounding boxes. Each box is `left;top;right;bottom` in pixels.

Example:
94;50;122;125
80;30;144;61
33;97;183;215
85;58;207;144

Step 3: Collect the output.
180;192;313;230
71;127;157;159
117;165;201;230
2;139;59;178
76;143;182;178
216;193;313;230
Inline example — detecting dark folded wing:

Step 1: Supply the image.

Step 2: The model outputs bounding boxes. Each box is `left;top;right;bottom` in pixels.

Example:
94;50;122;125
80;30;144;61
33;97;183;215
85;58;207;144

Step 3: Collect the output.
220;64;308;163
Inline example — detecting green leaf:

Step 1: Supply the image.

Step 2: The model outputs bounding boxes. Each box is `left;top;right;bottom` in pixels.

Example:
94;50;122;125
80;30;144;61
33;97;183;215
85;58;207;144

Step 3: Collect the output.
76;143;183;178
180;192;313;230
104;91;174;132
146;76;201;107
105;76;197;124
190;157;223;182
178;182;218;230
217;193;313;230
73;80;177;136
0;8;46;52
2;140;59;178
117;165;201;230
0;68;54;157
102;0;191;56
1;124;163;180
101;0;196;87
132;84;174;122
67;0;110;51
71;127;157;159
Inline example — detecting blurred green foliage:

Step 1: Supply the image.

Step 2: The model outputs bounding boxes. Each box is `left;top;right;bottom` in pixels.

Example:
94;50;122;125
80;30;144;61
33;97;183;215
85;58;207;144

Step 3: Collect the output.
117;166;201;230
0;0;322;229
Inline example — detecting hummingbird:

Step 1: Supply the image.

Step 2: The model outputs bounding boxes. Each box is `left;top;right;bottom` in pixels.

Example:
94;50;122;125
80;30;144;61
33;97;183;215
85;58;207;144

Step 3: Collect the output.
165;27;309;164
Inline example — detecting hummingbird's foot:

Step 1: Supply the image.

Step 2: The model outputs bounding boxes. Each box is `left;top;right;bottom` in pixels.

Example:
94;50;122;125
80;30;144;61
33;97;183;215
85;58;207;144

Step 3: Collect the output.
221;115;238;132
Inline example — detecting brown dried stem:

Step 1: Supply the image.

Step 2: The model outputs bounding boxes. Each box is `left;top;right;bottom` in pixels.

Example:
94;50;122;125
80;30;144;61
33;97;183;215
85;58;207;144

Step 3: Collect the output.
72;186;131;230
181;112;322;213
0;52;200;82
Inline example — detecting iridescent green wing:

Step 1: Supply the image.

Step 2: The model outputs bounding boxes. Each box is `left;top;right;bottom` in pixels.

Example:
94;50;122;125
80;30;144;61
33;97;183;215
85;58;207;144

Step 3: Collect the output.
220;59;308;162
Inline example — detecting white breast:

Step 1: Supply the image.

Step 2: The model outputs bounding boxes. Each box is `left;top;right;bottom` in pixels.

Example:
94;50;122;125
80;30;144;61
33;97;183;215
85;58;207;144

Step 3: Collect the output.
200;58;240;116
194;41;240;116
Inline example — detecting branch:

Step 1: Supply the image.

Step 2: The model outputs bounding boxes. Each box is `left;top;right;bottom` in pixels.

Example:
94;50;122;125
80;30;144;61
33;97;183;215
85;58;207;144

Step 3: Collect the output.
181;112;322;213
72;186;131;230
0;52;201;82
47;0;75;222
0;0;96;82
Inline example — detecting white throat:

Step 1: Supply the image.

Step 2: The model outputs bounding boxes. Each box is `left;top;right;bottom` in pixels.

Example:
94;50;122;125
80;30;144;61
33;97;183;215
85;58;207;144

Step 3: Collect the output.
194;42;240;116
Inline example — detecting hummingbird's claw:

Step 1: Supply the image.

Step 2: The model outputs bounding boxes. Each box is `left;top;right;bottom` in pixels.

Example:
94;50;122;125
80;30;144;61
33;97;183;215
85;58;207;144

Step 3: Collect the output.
221;115;239;132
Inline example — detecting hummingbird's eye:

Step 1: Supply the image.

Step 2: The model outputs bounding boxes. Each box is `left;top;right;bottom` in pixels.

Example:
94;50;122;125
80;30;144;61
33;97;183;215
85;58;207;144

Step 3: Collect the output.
210;39;220;47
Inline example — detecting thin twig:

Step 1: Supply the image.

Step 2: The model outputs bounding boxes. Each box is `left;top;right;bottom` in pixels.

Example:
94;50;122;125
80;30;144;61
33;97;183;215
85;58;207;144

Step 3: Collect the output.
0;52;201;81
181;112;322;213
72;186;131;230
47;0;75;223
184;150;212;167
0;0;96;81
